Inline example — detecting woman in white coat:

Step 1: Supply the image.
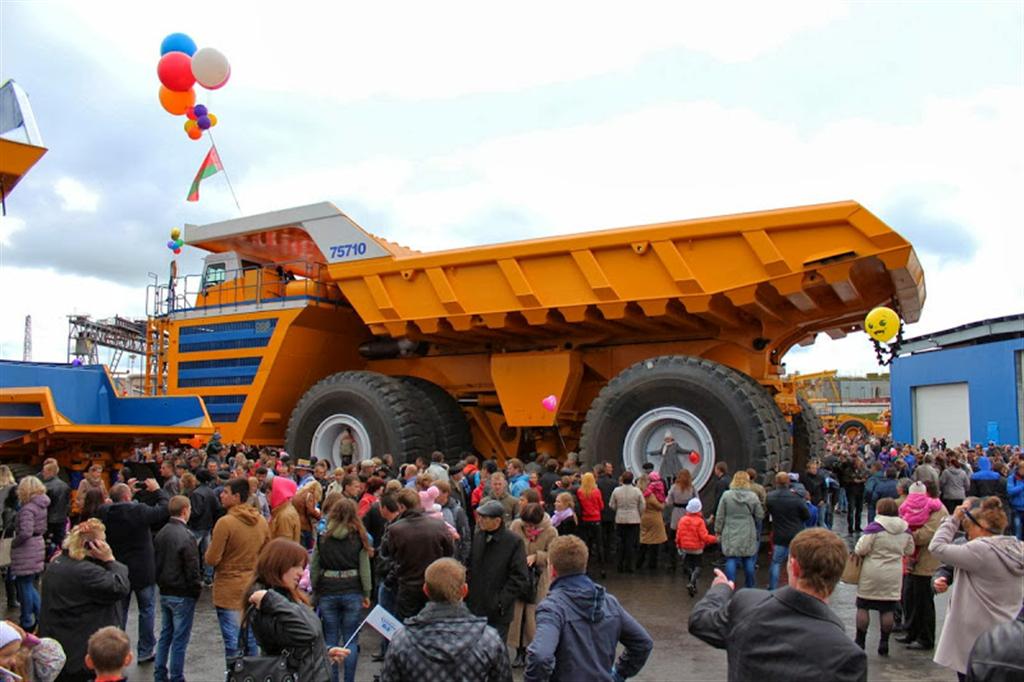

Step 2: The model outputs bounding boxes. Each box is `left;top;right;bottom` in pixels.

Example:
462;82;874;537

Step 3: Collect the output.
853;497;913;656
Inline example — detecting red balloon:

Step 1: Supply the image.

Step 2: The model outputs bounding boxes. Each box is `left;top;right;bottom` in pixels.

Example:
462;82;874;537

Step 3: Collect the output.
689;451;700;464
157;52;195;92
173;248;182;255
185;106;197;120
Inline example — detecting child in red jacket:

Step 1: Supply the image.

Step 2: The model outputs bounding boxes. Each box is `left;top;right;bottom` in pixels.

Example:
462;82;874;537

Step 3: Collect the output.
675;497;717;596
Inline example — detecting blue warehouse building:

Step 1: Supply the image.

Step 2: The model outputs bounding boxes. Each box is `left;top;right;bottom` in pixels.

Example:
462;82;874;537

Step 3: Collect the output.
890;314;1024;446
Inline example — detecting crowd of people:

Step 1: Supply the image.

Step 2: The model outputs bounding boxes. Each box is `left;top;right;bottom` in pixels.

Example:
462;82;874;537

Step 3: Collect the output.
0;427;1017;681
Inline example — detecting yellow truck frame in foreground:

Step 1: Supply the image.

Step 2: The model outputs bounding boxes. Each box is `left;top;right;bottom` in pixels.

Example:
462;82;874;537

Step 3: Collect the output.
142;200;923;490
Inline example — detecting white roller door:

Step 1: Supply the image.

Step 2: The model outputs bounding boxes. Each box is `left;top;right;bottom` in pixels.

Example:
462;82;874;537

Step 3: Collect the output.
913;383;969;445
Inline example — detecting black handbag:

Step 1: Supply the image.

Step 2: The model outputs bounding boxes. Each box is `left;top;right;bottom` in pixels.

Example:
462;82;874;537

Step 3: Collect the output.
226;606;298;682
523;563;542;604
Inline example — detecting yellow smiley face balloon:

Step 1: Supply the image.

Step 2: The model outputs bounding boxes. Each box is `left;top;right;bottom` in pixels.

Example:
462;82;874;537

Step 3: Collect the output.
864;306;900;343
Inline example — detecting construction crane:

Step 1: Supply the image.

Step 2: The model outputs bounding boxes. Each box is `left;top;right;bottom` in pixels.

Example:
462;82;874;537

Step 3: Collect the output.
67;315;147;371
22;315;31;361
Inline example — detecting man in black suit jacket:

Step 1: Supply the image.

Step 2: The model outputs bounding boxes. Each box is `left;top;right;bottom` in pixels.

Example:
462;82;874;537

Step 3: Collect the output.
98;479;170;663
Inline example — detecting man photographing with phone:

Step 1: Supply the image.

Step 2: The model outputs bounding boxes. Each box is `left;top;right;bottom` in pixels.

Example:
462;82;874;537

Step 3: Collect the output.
97;478;170;666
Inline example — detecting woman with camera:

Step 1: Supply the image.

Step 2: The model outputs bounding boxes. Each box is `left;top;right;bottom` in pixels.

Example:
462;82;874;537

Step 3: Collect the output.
929;496;1024;681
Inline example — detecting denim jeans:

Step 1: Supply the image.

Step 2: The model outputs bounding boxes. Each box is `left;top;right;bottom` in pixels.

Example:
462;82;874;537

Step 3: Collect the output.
724;555;757;589
190;529;212;582
1013;509;1024;541
817;501;829;529
837;487;848;513
768;544;789;590
319;593;364;682
376;583;396;655
155;595;197;682
14;574;40;629
216;606;257;661
120;584;157;658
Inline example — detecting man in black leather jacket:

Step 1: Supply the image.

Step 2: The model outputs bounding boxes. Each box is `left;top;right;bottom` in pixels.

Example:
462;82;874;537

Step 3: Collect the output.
966;604;1024;682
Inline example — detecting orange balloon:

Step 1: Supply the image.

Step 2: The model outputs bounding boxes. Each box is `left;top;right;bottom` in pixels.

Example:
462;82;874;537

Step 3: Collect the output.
159;86;195;116
184;119;198;132
208;113;218;127
186;127;202;140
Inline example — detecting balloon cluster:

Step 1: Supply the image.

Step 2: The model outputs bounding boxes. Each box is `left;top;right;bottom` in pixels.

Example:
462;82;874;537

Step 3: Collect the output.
156;33;230;141
166;227;184;255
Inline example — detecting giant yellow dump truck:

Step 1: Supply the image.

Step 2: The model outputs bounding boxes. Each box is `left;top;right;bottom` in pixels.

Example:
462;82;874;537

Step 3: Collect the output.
141;200;923;490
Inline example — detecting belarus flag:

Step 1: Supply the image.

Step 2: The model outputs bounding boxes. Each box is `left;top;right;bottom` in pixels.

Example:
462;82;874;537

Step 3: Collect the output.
186;146;224;202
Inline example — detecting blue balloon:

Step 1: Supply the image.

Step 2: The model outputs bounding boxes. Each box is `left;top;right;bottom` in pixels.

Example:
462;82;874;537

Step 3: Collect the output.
160;33;197;57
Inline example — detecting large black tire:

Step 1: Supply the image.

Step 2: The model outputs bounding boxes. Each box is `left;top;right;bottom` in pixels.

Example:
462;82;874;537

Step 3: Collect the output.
791;394;826;474
285;371;431;467
399;377;473;463
578;356;778;492
837;419;869;440
727;371;793;478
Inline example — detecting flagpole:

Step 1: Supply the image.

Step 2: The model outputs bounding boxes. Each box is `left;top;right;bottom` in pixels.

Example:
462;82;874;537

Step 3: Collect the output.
205;129;242;214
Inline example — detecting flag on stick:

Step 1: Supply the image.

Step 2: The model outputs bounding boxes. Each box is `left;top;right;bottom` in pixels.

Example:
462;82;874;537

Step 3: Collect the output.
186;146;224;202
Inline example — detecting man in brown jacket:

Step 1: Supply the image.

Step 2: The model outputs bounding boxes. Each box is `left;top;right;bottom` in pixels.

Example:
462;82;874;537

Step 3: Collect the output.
897;480;948;651
205;478;270;662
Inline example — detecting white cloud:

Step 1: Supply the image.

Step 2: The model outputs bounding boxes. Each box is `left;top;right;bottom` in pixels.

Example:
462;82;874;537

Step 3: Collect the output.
0;266;145;363
54;177;100;212
0;216;26;247
41;1;848;100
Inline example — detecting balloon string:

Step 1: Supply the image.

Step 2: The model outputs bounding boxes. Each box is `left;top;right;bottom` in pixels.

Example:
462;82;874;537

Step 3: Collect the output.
206;129;242;214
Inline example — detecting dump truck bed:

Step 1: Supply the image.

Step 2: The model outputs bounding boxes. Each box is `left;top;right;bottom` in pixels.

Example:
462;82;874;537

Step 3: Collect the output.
187;200;924;363
0;361;213;456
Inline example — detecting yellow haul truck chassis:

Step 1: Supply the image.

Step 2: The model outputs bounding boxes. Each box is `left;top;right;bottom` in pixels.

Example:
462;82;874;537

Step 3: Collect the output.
147;201;924;491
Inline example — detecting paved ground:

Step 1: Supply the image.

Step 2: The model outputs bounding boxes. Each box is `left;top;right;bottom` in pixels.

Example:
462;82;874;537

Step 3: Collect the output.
108;522;956;681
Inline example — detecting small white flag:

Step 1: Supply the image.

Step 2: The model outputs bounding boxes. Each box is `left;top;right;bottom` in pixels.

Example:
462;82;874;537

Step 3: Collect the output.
365;604;404;641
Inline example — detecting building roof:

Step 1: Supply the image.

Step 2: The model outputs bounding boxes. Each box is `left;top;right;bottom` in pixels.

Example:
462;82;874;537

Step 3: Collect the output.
898;313;1024;355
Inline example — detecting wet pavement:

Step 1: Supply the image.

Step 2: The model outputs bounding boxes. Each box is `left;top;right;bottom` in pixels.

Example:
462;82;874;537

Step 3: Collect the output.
105;521;955;681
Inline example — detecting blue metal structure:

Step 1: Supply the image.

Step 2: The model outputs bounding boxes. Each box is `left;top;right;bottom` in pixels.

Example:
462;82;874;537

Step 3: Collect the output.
891;315;1024;445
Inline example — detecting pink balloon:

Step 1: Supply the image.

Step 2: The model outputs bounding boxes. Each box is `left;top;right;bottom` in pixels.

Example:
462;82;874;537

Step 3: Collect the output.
541;395;558;412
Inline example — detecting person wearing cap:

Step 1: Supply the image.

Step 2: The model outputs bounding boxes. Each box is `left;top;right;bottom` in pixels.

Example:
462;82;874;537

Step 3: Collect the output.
295;458;316;489
675;497;717;596
467;499;529;642
766;472;811;590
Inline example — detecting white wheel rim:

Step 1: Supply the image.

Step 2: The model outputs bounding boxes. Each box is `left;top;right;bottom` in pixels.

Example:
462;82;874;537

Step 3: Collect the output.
622;406;716;490
309;414;373;467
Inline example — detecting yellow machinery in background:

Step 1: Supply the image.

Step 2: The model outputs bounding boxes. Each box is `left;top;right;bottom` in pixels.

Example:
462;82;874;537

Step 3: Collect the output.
139;200;924;489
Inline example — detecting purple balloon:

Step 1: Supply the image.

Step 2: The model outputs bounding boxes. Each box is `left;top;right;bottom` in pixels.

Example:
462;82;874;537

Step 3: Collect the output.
71;358;83;367
197;115;211;130
193;104;208;117
167;240;176;249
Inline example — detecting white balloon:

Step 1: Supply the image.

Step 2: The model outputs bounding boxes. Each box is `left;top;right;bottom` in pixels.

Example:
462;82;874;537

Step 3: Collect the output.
191;47;230;90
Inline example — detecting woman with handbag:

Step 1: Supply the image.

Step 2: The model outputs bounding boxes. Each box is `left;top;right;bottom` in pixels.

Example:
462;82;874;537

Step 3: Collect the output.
852;497;914;656
10;477;49;631
310;499;372;682
507;502;557;669
245;538;349;682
